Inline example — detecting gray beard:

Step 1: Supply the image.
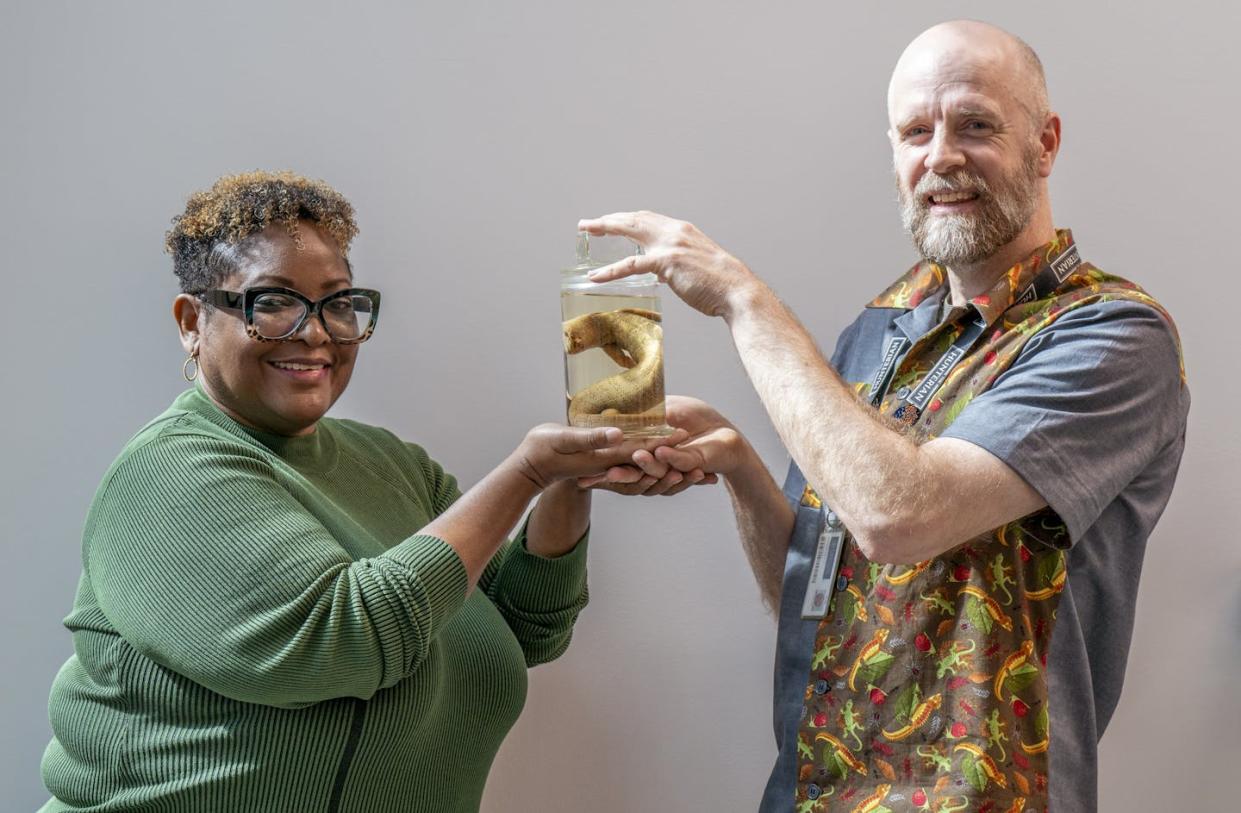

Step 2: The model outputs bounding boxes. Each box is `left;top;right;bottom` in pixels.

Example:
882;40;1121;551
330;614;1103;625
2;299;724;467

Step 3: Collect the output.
898;151;1041;267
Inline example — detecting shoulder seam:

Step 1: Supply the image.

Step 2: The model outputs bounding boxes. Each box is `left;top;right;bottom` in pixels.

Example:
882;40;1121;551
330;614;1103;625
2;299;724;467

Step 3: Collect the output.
321;419;433;504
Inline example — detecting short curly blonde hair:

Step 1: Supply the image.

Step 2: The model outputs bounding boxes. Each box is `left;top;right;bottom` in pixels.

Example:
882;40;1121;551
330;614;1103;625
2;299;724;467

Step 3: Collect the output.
165;170;359;292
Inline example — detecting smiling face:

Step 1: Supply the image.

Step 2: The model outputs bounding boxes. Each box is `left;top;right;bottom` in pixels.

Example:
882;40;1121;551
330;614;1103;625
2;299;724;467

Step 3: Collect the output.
888;22;1056;268
178;221;359;436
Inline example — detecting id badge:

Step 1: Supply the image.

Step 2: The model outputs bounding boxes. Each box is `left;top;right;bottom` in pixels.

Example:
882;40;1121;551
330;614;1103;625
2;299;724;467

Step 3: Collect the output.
801;510;846;619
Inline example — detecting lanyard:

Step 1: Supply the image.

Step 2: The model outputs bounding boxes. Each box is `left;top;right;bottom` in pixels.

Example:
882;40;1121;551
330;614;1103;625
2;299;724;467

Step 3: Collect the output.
801;241;1082;620
869;311;987;425
867;241;1081;416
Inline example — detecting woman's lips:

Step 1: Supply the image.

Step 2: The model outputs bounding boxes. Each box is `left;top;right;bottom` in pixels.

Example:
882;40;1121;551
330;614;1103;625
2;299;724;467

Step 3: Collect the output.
268;360;331;381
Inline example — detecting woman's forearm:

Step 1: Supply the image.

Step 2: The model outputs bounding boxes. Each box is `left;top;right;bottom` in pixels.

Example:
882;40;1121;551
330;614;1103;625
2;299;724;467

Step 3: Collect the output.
422;425;638;589
421;455;542;589
525;480;592;558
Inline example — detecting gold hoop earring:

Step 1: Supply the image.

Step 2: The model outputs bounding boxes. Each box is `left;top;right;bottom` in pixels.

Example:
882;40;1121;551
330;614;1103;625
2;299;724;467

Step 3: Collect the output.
182;352;199;382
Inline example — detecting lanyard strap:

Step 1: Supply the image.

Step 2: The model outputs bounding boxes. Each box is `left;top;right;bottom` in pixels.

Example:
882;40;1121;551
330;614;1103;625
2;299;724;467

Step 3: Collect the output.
867;335;910;407
867;242;1082;412
802;240;1084;619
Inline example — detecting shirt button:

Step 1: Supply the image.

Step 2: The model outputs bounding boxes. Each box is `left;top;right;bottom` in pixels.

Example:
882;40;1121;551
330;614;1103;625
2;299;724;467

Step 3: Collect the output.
896;386;912;400
806;784;822;801
813;679;830;695
836;574;849;592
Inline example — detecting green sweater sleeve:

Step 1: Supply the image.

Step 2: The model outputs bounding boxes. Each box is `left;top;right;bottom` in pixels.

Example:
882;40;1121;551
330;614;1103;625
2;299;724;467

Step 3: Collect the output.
478;524;590;667
86;430;468;709
413;443;590;668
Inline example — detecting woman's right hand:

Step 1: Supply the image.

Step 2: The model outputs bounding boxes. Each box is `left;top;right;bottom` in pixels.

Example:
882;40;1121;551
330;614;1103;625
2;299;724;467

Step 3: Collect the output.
509;424;688;491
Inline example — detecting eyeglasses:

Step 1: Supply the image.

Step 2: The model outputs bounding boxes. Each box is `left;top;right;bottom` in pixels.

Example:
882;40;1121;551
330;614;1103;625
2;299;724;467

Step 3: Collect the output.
198;287;382;344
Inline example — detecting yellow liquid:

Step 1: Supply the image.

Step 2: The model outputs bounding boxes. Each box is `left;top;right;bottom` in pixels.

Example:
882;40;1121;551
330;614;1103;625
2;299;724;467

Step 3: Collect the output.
561;290;670;437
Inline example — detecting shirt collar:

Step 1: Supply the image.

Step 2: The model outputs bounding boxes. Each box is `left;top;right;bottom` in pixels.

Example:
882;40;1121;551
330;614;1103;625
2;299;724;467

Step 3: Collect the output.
891;286;947;343
868;229;1078;327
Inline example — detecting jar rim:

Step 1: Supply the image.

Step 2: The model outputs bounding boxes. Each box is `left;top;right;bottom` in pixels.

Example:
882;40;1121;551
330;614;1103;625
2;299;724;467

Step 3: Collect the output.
561;268;660;289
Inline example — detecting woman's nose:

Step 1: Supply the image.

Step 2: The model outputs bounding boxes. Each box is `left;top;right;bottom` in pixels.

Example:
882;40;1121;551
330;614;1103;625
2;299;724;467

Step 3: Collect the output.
294;312;333;345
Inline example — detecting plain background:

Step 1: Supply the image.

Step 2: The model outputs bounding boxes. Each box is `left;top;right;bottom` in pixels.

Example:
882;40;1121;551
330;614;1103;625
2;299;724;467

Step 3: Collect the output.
4;1;1238;810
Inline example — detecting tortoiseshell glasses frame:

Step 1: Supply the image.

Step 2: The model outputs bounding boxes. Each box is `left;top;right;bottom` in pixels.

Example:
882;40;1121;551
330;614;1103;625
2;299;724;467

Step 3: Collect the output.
197;287;382;344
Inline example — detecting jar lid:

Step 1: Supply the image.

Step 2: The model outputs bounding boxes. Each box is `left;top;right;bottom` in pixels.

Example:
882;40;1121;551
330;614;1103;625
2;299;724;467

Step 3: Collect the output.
561;232;659;288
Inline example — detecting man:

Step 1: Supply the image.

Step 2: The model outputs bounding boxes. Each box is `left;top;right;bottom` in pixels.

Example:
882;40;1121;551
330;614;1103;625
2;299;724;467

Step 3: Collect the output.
580;20;1188;812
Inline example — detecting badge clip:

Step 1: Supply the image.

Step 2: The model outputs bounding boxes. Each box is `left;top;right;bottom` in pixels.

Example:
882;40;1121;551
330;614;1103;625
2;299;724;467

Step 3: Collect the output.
801;509;846;619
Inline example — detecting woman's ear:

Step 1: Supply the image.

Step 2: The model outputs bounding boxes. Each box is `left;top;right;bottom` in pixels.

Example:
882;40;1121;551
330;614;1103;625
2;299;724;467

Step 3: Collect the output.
173;294;202;355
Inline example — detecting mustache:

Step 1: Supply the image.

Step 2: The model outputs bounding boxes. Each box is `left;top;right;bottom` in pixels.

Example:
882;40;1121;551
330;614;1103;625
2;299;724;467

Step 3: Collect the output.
912;171;992;201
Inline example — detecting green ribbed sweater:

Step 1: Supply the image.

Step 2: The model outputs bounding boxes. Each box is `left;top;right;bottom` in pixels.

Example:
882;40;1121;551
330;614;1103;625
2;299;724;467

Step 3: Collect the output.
40;386;590;812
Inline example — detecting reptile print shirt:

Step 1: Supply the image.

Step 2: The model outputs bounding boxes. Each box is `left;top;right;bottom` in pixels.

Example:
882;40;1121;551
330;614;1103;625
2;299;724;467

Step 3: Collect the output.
759;231;1188;813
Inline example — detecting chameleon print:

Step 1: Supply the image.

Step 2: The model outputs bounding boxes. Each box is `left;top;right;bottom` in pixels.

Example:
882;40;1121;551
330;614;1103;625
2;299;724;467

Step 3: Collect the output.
793;231;1183;812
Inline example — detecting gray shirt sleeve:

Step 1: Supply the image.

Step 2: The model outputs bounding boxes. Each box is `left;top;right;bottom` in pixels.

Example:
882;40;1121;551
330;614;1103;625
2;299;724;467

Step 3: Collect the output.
939;299;1186;545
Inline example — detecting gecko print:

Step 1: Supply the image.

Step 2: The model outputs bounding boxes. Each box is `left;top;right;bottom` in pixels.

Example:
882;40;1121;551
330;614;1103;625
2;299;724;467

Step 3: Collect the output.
792;231;1183;812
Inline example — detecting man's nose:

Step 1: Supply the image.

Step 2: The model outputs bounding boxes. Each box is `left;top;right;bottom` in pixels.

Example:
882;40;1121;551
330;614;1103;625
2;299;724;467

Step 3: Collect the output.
925;130;966;175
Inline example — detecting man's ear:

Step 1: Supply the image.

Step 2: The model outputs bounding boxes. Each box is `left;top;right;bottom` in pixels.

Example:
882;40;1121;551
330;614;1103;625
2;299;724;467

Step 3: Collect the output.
1038;112;1062;178
173;294;202;355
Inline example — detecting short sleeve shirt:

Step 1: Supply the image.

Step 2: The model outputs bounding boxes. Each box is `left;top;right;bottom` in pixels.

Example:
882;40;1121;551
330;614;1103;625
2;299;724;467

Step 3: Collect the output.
760;234;1188;813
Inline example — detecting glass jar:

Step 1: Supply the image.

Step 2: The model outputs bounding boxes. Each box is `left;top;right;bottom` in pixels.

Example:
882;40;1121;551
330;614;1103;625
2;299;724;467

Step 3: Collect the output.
560;233;671;437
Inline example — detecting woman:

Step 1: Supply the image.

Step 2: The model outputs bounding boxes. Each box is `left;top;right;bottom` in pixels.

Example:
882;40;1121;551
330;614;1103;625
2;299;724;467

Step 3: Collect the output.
39;171;693;812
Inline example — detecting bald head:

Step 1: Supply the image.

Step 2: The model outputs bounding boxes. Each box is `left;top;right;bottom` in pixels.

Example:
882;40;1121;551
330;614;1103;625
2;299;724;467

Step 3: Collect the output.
886;21;1061;274
888;20;1049;131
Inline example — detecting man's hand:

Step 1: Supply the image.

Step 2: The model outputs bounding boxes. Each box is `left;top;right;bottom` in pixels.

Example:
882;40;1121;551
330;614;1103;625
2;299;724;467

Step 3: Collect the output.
579;395;793;610
577;396;742;495
577;465;717;498
577;211;764;319
646;395;746;478
512;424;688;492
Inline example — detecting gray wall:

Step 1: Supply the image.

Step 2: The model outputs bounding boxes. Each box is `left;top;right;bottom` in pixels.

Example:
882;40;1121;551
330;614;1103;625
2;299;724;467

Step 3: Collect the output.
4;1;1237;810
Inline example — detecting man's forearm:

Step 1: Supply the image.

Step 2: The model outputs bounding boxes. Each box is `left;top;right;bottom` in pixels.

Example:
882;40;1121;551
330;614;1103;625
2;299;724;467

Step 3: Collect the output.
722;437;795;613
724;285;937;562
577;211;1043;563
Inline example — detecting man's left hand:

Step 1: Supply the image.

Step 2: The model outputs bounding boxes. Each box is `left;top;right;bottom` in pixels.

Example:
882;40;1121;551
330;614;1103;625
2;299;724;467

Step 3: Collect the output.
577;211;762;319
576;396;738;496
